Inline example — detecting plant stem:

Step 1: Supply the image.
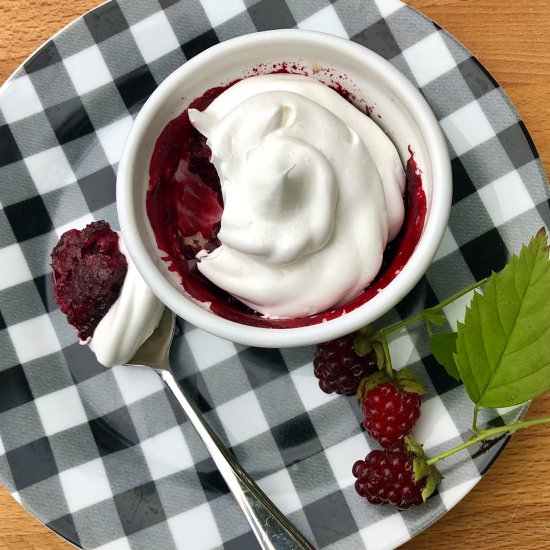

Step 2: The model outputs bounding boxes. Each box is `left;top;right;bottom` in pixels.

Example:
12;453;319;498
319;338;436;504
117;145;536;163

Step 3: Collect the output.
377;277;489;338
427;416;550;466
381;334;393;377
472;405;481;433
424;317;433;338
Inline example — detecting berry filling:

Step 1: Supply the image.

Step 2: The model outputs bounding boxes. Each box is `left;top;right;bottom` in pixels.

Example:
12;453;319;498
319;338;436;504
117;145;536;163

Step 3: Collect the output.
50;220;127;341
147;75;427;328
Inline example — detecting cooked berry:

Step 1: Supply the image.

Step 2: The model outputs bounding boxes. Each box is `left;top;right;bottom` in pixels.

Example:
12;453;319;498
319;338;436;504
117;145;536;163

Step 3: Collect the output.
360;380;422;447
313;332;378;395
51;220;127;341
352;441;426;509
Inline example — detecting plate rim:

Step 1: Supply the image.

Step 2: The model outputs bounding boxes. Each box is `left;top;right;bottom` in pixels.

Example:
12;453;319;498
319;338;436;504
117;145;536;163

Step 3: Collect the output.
0;0;544;548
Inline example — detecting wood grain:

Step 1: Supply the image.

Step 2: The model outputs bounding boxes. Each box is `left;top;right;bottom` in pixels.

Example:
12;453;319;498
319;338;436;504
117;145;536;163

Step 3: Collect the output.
0;1;549;548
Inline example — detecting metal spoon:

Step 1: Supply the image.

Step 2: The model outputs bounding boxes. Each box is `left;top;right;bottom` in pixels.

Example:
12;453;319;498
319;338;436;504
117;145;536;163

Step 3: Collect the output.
125;307;315;550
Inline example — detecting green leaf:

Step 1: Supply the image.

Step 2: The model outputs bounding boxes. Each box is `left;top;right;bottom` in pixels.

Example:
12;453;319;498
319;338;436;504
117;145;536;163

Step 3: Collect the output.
357;324;376;337
422;465;443;503
353;334;372;357
424;312;447;327
371;341;385;370
357;370;391;399
454;229;550;408
404;434;424;455
430;332;461;382
413;457;430;481
396;369;426;395
404;435;442;500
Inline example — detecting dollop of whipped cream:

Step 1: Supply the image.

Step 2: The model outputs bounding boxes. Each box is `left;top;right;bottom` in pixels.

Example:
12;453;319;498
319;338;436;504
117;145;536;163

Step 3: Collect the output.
89;235;165;367
188;74;405;318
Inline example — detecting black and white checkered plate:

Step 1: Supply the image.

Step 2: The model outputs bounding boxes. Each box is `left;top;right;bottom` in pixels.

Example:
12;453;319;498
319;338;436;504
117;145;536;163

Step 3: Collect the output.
0;1;548;549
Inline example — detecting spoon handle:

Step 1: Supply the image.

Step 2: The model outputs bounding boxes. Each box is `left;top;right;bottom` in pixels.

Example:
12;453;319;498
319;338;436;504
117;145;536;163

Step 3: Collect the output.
158;369;315;550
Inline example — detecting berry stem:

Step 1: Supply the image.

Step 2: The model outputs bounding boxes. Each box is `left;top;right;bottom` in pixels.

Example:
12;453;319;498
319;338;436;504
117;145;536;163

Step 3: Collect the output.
424;317;433;338
381;334;393;377
377;277;489;338
426;416;550;466
472;404;481;433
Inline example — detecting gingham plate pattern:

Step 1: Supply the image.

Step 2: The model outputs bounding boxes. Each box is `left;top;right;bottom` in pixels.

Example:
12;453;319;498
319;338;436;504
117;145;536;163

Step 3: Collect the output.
0;0;548;548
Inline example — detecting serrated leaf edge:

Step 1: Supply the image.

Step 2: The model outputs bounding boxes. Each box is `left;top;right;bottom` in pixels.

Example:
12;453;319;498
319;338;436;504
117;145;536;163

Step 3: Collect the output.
430;331;461;382
454;229;550;408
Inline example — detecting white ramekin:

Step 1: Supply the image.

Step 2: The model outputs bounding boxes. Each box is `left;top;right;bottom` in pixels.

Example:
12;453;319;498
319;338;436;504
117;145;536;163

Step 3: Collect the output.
117;29;452;347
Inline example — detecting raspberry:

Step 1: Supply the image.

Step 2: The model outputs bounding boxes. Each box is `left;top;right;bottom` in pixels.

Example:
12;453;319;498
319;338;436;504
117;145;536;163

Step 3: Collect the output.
51;221;127;341
313;332;378;395
359;371;423;448
352;441;426;509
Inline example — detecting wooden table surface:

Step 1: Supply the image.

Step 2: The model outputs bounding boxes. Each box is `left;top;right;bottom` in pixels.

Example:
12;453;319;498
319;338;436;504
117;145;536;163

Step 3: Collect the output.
1;0;549;548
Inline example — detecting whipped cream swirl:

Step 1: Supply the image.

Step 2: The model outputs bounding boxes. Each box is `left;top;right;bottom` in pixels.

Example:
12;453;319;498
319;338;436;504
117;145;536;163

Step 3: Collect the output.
89;235;165;367
189;74;405;318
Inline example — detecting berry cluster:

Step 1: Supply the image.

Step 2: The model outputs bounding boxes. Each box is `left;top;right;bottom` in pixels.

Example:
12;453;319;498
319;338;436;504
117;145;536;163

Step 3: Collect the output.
313;330;439;509
311;232;550;513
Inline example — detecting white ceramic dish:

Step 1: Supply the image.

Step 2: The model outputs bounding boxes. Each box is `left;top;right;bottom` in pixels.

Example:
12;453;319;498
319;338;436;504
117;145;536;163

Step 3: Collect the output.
117;29;452;347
